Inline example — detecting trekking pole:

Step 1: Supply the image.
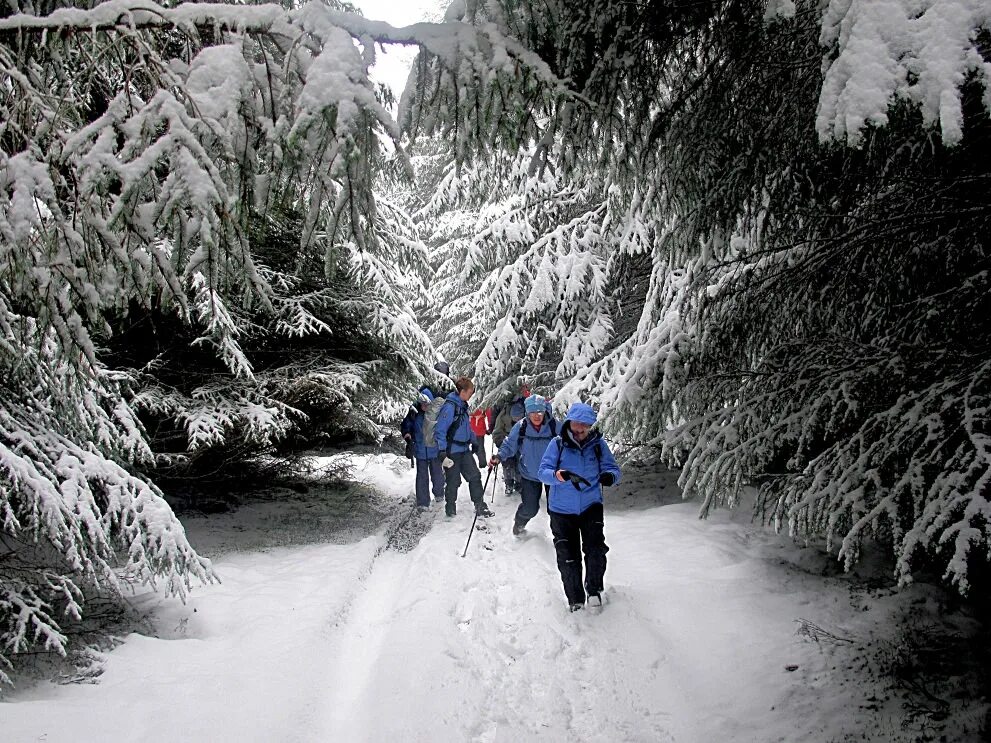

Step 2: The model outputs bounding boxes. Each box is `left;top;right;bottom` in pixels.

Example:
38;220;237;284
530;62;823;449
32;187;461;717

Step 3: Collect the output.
490;462;499;503
462;465;494;558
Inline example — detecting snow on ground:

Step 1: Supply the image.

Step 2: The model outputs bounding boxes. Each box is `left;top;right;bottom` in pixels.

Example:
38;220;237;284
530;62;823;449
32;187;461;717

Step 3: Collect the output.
2;451;985;742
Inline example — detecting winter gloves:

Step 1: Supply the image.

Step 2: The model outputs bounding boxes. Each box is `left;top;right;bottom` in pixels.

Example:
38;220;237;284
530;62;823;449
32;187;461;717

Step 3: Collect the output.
438;451;455;469
557;470;593;489
555;470;614;488
488;454;501;467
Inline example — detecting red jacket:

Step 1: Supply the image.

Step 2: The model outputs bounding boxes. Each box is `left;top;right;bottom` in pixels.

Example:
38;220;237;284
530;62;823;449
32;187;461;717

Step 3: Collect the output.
469;408;492;436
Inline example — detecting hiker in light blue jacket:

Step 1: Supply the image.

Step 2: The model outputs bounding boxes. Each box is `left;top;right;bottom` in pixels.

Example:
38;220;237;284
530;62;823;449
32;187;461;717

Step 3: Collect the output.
490;394;561;536
538;402;621;612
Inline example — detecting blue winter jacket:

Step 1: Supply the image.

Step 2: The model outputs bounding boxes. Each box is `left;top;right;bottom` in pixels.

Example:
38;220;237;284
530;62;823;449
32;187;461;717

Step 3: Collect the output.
434;392;477;455
509;395;527;421
538;424;621;515
497;417;561;482
400;402;439;460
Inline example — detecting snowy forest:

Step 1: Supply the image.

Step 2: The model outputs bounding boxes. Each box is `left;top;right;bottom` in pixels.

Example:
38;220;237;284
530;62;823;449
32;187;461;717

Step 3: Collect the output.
1;0;990;735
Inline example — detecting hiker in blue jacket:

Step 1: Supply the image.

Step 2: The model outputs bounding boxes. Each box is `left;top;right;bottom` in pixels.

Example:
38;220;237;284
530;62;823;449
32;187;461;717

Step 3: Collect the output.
490;394;561;536
435;376;495;519
400;389;444;509
538;402;621;612
490;384;529;496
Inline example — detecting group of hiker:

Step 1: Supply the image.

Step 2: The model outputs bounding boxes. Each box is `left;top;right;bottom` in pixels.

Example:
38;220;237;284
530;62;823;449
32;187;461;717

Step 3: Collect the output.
400;362;622;612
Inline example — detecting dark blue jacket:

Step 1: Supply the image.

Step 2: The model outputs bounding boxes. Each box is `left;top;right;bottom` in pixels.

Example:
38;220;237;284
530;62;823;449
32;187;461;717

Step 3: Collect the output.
538;425;621;515
497;417;561;482
434;392;477;455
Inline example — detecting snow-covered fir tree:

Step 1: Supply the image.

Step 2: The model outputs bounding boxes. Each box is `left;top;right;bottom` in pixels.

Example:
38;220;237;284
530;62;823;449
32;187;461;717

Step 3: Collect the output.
404;0;991;593
412;140;640;403
0;0;463;678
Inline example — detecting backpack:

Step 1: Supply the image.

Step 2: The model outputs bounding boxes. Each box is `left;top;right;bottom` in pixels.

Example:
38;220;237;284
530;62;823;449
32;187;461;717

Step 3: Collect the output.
422;398;467;450
421;397;449;449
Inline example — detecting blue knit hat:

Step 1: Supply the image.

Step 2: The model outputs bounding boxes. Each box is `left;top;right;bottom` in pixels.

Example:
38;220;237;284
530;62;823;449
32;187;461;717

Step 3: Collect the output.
524;394;546;414
565;402;597;425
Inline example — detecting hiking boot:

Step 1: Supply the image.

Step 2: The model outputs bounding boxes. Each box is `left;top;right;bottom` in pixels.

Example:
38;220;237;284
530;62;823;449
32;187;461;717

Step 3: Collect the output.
475;503;494;518
512;520;525;536
568;603;584;613
445;504;456;517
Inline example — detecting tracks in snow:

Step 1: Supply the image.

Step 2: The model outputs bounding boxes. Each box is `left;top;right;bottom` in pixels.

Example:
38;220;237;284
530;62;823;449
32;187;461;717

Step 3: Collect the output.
302;505;679;742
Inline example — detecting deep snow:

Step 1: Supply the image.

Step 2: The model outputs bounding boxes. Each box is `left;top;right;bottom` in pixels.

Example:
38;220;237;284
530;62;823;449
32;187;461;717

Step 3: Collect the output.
2;450;986;742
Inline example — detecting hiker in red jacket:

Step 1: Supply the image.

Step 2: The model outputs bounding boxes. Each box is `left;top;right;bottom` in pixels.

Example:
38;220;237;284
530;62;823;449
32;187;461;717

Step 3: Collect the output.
469;407;493;469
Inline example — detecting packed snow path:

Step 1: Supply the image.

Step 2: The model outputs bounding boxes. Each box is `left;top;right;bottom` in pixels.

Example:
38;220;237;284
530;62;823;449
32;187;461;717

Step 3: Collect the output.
3;453;924;742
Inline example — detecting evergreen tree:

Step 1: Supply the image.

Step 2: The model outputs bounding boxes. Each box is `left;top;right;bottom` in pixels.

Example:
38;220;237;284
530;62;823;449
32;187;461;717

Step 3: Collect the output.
0;0;444;678
413;141;622;402
405;0;991;592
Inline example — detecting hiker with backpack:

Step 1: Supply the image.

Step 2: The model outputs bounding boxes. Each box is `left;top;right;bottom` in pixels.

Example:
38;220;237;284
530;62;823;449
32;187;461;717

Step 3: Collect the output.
490;383;530;494
400;389;445;509
434;376;495;519
489;394;561;536
538;402;621;612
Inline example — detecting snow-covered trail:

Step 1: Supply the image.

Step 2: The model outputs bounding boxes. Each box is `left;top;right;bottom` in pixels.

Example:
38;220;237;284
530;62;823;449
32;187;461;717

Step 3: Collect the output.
2;453;888;742
295;478;829;743
308;510;679;742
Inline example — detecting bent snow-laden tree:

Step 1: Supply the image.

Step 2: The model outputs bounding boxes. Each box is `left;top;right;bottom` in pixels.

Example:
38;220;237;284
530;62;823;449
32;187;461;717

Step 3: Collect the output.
412;139;647;403
405;0;991;593
0;0;471;681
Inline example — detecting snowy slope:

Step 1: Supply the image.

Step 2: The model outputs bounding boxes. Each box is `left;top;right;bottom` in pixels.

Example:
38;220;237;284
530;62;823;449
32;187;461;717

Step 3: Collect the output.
2;453;983;742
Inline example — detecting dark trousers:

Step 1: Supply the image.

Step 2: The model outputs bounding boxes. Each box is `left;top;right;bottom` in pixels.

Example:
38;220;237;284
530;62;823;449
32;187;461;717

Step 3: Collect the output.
501;456;520;493
444;451;484;507
548;503;608;605
415;457;444;507
515;477;547;526
474;435;487;466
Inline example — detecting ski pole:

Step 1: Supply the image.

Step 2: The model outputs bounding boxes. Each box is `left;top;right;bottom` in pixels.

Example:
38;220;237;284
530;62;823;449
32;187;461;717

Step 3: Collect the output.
462;465;494;558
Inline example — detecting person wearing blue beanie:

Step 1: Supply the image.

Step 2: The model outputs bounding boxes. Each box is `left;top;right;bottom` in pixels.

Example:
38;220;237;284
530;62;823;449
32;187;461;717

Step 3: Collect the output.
538;401;621;612
490;394;562;535
490;383;530;495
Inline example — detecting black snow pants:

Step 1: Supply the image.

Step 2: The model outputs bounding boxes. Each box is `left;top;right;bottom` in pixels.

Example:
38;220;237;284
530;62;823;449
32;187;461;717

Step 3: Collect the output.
548;502;608;605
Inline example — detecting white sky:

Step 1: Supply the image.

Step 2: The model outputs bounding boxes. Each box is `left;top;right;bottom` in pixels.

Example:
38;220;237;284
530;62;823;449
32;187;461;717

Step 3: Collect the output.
355;0;442;103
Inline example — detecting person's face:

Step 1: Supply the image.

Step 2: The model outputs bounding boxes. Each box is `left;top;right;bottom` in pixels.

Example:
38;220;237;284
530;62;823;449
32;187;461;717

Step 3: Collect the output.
570;421;591;441
528;412;544;427
459;385;474;402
